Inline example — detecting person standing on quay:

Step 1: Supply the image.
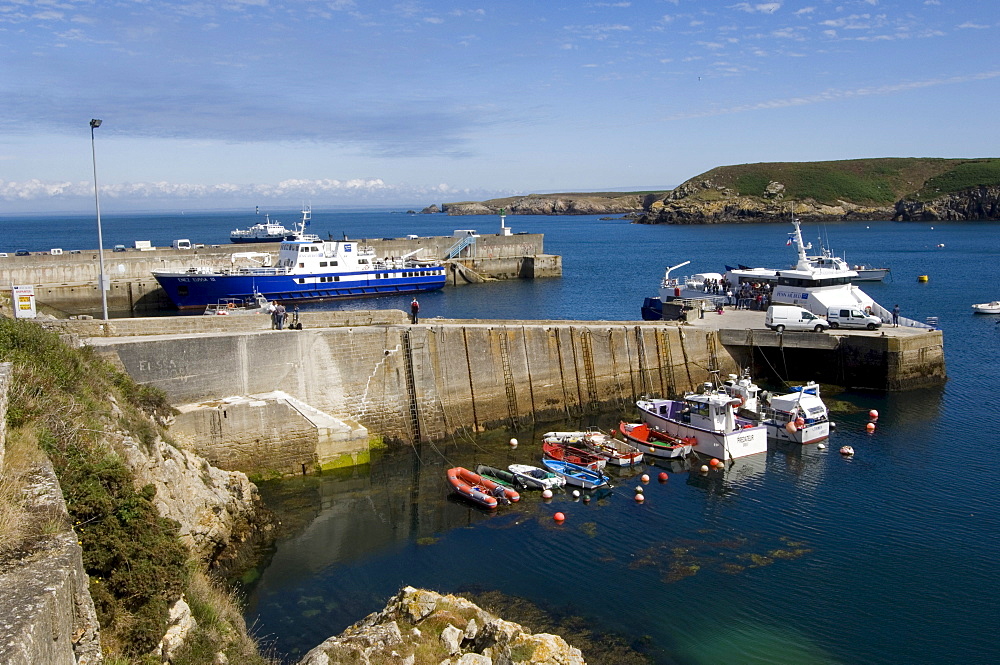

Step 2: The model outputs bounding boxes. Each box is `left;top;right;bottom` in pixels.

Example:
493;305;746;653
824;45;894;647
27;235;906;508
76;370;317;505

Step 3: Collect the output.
892;304;900;327
275;302;286;330
410;298;420;324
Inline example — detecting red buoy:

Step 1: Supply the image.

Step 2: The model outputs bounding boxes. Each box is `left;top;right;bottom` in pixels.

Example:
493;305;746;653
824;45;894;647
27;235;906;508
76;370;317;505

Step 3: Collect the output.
553;512;565;522
658;472;669;482
869;409;879;419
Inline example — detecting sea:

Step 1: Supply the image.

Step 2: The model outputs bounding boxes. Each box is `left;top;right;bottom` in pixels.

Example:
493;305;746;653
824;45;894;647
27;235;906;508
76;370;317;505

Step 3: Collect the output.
5;209;999;664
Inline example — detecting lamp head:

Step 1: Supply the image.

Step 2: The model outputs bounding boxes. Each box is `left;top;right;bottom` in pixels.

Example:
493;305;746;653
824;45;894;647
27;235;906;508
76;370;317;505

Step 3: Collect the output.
90;119;102;128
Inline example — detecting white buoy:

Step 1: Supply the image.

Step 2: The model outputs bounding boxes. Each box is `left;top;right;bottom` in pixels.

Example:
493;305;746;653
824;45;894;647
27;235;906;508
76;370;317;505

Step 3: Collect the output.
509;438;518;447
840;445;855;456
817;443;826;450
572;490;580;498
700;465;709;473
542;489;553;499
634;485;644;494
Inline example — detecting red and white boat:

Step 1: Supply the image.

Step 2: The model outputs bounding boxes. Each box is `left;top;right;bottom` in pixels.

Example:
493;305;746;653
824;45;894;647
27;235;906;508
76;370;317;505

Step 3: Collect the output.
544;429;643;466
446;467;520;509
541;438;606;471
618;421;695;459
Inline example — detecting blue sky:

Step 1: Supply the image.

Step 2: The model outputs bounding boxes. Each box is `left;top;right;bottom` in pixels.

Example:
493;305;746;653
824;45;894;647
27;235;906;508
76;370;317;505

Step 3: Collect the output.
0;0;997;212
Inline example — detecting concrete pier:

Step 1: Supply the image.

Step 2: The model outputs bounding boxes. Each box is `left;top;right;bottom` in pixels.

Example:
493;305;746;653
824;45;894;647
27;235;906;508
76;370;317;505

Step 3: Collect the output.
0;233;560;318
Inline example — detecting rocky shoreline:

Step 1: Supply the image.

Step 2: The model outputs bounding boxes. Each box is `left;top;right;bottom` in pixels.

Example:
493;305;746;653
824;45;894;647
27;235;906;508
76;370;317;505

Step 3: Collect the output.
429;182;1000;223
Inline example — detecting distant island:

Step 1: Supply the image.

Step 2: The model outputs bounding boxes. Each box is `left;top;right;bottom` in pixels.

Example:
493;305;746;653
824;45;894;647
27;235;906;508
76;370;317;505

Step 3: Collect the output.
428;158;1000;222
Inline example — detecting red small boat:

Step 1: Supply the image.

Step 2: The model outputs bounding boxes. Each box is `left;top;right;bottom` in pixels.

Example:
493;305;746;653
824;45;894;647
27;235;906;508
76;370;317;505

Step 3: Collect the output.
447;467;520;509
618;421;695;459
541;439;606;471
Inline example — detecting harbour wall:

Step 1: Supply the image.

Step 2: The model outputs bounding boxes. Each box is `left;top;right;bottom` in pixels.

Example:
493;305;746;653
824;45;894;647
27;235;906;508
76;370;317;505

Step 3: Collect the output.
84;321;730;472
0;233;560;318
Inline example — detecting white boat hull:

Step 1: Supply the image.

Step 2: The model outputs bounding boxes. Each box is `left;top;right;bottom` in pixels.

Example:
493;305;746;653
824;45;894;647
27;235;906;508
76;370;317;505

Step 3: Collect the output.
635;442;692;459
765;420;830;445
638;408;767;460
972;302;1000;314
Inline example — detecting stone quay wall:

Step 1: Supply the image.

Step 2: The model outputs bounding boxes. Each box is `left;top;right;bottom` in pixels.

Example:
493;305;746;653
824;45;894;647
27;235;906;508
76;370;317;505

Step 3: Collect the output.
94;321;729;453
0;233;557;318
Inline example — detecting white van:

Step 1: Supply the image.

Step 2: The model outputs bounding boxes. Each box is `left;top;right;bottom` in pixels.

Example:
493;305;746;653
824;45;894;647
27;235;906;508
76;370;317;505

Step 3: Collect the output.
765;305;830;333
827;307;882;330
172;239;192;250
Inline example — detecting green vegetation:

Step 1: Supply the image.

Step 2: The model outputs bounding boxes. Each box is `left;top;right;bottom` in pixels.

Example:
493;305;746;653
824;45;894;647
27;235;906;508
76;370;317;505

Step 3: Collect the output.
0;319;273;664
686;157;1000;205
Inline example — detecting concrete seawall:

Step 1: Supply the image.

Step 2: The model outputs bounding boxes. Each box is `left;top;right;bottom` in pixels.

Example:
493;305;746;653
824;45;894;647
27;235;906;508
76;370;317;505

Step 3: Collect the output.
85;321;729;469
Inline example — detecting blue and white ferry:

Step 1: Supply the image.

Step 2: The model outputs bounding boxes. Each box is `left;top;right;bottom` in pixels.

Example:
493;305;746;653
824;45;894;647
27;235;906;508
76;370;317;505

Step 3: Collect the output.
153;209;446;310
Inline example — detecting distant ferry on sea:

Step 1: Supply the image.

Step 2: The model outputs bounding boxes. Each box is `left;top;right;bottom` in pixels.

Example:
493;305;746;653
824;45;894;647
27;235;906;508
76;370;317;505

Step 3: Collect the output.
229;208;293;243
154;209;446;309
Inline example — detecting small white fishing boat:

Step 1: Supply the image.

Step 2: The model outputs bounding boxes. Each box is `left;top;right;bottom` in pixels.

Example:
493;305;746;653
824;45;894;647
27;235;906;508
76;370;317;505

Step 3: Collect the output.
203;291;270;316
972;301;1000;314
507;464;566;490
720;371;831;445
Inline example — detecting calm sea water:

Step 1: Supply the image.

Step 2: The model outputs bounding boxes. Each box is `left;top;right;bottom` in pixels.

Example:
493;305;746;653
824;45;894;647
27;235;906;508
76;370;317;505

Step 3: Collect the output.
9;210;1000;663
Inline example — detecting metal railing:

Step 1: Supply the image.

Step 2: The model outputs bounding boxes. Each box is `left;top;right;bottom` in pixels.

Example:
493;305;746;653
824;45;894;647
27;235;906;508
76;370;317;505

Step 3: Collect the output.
447;235;476;259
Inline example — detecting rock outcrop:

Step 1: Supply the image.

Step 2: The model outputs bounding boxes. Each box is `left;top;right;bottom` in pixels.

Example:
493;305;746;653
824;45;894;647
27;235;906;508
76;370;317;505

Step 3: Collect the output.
119;433;270;571
0;459;102;665
442;192;664;216
298;586;585;665
636;178;896;224
894;185;1000;220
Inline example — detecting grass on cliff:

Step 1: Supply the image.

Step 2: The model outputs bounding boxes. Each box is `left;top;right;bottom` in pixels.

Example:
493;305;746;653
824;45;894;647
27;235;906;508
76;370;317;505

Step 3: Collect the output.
0;318;274;665
685;157;1000;206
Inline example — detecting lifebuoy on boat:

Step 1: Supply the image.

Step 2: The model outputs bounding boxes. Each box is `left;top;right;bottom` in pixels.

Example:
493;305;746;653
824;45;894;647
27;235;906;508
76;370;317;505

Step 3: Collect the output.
228;302;235;309
730;395;745;409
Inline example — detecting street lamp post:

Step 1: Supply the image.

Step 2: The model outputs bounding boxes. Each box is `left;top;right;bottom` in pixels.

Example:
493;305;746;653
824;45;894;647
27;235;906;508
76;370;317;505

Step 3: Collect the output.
89;118;108;320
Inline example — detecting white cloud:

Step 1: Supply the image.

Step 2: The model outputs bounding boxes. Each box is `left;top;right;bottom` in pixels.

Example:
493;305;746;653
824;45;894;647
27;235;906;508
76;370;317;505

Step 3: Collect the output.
732;3;782;14
663;70;1000;120
956;22;990;29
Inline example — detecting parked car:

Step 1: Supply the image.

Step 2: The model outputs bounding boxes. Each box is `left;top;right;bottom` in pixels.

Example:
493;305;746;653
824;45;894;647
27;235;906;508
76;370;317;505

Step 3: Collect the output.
765;305;830;333
826;307;882;330
14;249;29;256
113;245;127;252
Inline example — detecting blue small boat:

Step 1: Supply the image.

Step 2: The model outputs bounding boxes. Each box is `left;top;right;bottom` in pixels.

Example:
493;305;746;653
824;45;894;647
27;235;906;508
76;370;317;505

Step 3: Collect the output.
541;458;609;489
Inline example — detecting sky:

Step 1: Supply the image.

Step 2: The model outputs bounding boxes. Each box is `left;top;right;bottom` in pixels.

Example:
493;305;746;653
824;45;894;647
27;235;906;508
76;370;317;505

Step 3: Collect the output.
0;0;997;213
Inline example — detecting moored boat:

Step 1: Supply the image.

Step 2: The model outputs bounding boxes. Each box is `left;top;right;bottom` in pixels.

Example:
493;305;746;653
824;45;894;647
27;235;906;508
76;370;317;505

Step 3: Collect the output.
543;429;642;466
202;291;270;316
475;464;523;488
972;301;1000;314
507;464;566;490
617;421;694;459
447;467;520;509
541;439;606;471
719;371;831;445
154;208;447;310
541;459;609;489
636;384;768;461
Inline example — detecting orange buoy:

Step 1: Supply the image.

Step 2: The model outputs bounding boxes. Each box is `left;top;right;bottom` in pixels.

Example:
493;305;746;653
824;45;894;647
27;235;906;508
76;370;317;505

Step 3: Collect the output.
794;417;805;428
553;512;565;522
866;422;876;432
658;472;669;482
641;474;650;483
708;458;719;468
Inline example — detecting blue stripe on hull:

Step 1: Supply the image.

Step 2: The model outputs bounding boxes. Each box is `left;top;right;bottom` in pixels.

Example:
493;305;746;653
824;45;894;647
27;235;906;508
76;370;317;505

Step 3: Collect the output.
154;273;446;309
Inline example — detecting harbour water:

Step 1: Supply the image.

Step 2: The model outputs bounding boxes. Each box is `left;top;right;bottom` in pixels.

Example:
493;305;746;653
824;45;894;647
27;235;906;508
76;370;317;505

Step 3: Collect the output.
6;210;1000;663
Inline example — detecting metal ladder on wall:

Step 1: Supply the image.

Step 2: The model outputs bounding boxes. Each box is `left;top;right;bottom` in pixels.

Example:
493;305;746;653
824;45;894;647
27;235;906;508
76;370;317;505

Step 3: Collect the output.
401;330;422;442
498;328;519;426
580;329;599;408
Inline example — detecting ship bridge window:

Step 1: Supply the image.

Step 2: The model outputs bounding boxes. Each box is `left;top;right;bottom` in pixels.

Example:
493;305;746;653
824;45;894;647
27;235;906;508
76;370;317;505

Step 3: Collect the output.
320;261;327;267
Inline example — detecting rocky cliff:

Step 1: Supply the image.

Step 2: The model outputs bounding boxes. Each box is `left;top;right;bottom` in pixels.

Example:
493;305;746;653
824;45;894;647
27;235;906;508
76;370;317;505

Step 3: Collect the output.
894;185;1000;220
298;586;585;665
442;192;664;216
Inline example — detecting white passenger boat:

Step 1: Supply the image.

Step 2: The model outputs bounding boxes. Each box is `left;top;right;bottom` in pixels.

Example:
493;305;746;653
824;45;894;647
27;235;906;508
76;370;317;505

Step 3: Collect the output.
972;301;1000;314
230;211;294;243
636;385;768;461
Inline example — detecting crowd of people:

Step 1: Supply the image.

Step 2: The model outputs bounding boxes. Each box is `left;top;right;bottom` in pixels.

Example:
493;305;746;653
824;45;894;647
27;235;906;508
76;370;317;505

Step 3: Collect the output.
700;276;773;311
